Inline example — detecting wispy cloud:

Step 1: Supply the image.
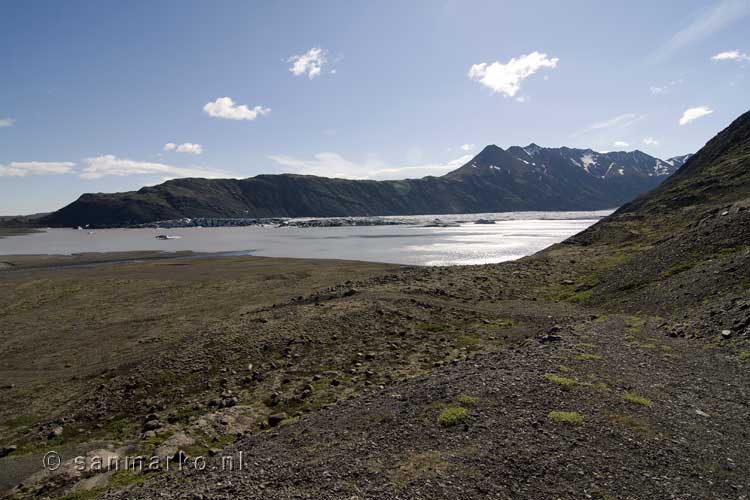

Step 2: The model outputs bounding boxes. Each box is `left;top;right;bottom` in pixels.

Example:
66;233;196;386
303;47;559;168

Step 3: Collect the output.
268;152;473;180
0;117;14;127
613;141;630;148
711;49;750;61
164;142;203;155
468;52;558;97
572;113;644;137
79;155;227;180
460;144;475;151
643;137;660;146
203;97;270;121
288;47;328;79
649;79;683;95
648;0;750;63
679;106;713;126
0;161;75;177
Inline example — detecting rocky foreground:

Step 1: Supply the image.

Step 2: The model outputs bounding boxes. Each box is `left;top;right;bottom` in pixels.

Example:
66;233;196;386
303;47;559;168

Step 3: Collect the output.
0;111;749;499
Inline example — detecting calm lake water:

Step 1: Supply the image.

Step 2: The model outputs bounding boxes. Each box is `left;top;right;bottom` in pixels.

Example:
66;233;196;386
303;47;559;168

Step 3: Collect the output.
0;211;611;266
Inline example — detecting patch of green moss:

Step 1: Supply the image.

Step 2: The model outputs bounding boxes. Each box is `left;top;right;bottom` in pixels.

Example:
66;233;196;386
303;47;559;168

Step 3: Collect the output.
625;316;645;333
568;289;594;303
544;373;581;388
418;322;450;333
102;417;136;441
438;406;469;427
548;411;584;426
142;434;168;448
623;392;653;407
590;381;609;391
456;394;479;406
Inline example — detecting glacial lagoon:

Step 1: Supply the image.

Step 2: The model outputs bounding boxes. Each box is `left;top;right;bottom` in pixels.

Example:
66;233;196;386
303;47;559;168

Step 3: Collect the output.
0;211;612;266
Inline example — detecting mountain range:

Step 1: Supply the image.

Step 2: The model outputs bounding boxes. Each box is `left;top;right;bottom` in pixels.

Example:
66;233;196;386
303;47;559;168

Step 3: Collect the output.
36;146;691;227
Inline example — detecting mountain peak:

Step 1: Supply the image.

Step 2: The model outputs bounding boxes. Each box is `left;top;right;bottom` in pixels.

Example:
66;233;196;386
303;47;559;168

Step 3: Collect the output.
478;144;504;155
524;143;543;156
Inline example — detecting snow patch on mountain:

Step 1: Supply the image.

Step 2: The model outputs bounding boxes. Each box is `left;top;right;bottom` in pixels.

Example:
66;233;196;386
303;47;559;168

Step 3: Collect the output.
653;160;672;176
580;153;596;172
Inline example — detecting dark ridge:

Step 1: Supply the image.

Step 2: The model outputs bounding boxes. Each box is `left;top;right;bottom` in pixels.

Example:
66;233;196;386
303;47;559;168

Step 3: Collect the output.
35;144;689;227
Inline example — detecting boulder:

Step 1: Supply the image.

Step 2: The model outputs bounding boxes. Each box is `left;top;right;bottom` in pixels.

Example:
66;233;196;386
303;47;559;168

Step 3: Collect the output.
143;419;162;431
0;445;17;458
268;413;288;427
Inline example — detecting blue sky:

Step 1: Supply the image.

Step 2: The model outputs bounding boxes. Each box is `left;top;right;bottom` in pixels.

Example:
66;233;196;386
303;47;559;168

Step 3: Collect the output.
1;0;749;214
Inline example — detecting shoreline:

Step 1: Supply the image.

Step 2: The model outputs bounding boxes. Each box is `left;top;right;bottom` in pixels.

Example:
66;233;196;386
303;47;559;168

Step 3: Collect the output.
0;250;417;273
0;228;43;239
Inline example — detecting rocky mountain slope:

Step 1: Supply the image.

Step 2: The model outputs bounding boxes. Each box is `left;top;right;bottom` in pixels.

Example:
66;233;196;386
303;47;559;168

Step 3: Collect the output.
37;145;685;227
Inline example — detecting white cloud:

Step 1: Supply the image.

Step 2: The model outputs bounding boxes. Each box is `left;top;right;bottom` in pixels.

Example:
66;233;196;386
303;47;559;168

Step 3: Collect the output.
679;106;713;126
650;85;667;95
711;50;750;61
203;97;270;121
0;117;14;127
649;0;750;63
643;137;660;146
460;144;475;151
176;143;203;155
0;161;75;177
268;152;473;180
613;141;630;148
164;142;203;155
288;47;328;79
468;51;558;97
79;155;227;180
572;113;644;137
